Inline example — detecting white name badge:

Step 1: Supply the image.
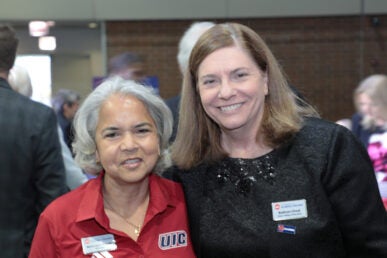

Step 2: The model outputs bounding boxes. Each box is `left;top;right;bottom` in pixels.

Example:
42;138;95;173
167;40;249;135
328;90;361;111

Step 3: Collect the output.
81;234;117;255
272;199;308;221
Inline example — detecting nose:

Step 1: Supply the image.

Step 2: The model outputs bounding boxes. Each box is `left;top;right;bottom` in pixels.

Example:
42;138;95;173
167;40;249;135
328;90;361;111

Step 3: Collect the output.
119;133;138;153
217;80;235;99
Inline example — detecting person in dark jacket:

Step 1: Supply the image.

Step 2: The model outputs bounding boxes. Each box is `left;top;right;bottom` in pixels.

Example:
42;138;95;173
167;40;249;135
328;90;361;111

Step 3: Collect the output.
165;22;387;257
51;88;81;153
0;24;67;258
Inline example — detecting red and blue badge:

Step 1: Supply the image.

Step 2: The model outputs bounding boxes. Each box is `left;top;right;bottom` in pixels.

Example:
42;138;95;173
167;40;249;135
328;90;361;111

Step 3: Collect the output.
277;224;296;235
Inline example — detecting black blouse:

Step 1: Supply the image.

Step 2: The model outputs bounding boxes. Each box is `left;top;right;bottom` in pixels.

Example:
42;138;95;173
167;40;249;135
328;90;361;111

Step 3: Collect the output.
164;117;387;258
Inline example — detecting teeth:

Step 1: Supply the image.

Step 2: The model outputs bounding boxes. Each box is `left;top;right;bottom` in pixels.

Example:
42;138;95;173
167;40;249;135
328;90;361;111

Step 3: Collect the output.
123;159;140;164
220;103;242;112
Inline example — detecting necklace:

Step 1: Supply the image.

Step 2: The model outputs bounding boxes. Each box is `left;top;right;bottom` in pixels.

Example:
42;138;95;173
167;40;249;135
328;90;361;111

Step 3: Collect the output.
215;151;276;195
104;198;144;237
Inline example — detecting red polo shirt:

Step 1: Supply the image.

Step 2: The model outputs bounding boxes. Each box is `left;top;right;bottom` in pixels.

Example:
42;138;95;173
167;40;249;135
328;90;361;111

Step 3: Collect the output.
29;173;196;258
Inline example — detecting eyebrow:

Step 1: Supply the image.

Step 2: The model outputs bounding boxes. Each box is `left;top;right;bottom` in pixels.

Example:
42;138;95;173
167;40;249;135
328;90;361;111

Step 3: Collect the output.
199;74;216;80
134;122;154;129
100;126;119;134
101;122;154;132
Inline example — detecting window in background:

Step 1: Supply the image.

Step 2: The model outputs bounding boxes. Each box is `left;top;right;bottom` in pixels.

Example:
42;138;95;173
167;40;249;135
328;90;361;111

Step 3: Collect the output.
14;55;52;106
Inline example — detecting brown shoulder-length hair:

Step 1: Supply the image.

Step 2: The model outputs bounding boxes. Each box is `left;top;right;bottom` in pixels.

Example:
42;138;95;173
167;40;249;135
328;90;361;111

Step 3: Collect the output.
171;22;318;170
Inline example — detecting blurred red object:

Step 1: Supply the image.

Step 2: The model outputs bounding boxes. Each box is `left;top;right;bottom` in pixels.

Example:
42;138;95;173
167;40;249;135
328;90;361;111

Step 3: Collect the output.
382;198;387;210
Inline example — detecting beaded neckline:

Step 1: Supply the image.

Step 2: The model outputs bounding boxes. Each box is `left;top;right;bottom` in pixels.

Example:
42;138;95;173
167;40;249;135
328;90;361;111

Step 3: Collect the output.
215;151;276;195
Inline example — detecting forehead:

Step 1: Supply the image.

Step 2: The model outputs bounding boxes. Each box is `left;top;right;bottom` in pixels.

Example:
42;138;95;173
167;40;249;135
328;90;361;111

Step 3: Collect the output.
99;94;152;121
198;45;256;74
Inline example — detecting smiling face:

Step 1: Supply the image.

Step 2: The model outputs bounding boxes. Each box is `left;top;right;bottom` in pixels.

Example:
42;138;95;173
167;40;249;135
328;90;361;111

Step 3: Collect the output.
197;45;268;136
95;94;159;185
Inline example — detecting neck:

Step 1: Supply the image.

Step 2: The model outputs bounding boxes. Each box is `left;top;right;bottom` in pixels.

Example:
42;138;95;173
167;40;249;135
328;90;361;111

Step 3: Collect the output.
221;132;272;159
102;176;150;217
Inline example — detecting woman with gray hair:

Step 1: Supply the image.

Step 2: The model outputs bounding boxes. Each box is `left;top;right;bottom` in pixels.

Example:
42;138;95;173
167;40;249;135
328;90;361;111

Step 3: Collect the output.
29;77;195;257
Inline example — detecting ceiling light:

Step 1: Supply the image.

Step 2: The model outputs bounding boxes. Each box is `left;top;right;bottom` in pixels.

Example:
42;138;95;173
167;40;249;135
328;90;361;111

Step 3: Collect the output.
39;36;56;51
29;21;49;37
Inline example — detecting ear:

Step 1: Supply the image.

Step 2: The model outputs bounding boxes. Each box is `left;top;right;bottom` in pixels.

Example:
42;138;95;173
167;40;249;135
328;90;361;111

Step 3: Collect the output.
263;73;269;96
95;150;100;164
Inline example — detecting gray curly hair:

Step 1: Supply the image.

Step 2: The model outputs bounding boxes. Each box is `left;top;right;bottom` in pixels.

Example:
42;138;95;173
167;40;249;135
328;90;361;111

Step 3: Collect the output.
72;76;173;174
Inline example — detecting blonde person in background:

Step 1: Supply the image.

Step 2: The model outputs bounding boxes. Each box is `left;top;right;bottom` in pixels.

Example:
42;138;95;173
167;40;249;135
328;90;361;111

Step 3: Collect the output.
351;74;387;146
29;77;196;257
358;74;387;209
335;74;374;136
8;66;88;190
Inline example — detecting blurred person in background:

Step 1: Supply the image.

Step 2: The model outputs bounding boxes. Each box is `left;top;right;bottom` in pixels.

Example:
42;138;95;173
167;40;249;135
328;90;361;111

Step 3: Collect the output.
166;21;215;142
358;74;387;209
108;51;146;82
336;74;375;136
0;23;67;257
9;66;88;190
51;88;81;153
351;75;384;146
8;65;33;97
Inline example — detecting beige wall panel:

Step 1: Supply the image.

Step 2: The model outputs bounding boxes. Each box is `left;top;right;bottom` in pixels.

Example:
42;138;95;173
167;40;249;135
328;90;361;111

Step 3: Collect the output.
2;0;386;21
51;54;94;100
227;0;362;18
365;0;387;14
0;0;94;20
93;0;227;20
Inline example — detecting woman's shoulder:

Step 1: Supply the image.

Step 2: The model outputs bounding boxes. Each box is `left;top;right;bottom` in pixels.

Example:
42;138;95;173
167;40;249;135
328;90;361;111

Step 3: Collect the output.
303;117;339;130
162;163;209;185
290;117;363;154
300;117;352;138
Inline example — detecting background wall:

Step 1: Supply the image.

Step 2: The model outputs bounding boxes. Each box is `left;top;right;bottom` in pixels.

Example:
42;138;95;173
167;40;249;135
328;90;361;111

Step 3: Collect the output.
14;23;104;100
2;0;387;121
106;15;387;122
1;0;386;20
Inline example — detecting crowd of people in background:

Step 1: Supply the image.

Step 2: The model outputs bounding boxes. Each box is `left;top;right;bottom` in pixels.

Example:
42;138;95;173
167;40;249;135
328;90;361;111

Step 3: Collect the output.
1;20;387;258
337;74;387;209
0;24;68;257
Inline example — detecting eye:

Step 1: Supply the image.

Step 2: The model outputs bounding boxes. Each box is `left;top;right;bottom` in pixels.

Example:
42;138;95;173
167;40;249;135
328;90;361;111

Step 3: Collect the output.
237;72;248;78
232;71;249;81
137;128;151;134
134;125;155;137
203;78;216;85
104;131;119;138
199;76;219;88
